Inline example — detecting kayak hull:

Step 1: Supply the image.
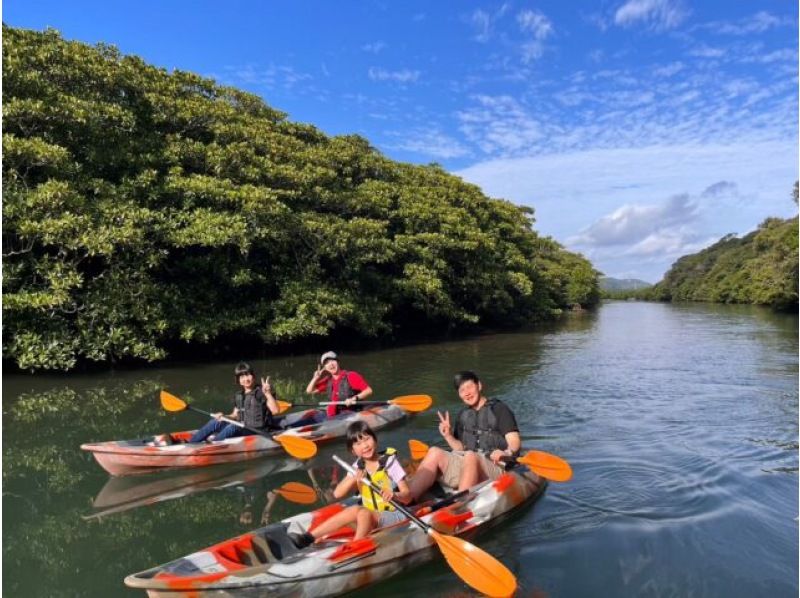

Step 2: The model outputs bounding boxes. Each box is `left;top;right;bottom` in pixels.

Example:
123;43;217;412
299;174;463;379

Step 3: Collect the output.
82;406;405;475
125;465;546;597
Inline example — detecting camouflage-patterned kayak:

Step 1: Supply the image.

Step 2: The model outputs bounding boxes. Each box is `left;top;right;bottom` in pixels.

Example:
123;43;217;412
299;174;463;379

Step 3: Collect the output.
81;406;405;476
124;465;546;597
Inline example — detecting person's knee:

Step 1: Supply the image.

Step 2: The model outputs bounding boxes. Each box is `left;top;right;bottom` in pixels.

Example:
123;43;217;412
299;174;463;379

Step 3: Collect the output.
421;446;447;469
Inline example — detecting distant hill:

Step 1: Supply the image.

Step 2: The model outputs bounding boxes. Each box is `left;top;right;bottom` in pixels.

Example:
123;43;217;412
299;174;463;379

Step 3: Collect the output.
645;215;798;310
600;277;652;292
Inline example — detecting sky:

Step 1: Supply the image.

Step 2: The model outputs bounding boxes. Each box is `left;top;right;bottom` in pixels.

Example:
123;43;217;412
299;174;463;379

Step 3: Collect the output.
5;1;798;282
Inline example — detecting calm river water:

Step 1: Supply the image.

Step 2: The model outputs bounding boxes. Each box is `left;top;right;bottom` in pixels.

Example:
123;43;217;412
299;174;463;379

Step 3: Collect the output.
3;301;797;597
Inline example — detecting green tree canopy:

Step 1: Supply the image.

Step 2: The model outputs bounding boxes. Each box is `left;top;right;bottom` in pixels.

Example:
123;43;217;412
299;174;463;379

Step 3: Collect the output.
3;26;600;371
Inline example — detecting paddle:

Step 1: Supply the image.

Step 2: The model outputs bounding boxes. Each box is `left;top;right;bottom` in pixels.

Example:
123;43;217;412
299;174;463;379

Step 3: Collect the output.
332;455;517;598
276;394;433;414
408;439;573;482
274;481;318;505
159;390;317;460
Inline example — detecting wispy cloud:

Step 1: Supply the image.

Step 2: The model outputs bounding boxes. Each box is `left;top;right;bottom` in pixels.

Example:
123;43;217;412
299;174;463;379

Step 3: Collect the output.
457;95;548;155
362;41;387;54
517;9;554;63
368;67;420;84
614;0;688;31
467;4;513;43
701;11;790;36
222;63;313;90
470;9;493;43
387;128;470;159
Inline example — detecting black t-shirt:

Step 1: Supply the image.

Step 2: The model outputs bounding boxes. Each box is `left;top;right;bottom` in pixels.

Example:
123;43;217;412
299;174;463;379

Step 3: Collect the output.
453;399;519;441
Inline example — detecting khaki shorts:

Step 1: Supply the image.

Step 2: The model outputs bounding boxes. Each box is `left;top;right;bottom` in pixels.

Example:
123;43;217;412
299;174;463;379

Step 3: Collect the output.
441;451;505;489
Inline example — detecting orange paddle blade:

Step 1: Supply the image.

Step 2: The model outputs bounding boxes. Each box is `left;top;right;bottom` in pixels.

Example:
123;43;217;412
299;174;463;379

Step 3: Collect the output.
276;400;293;414
518;450;573;482
391;394;433;413
275;481;317;505
160;390;188;413
430;529;517;598
408;439;430;460
274;434;317;460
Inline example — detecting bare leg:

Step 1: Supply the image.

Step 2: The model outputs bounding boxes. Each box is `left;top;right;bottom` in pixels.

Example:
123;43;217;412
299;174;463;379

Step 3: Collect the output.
457;451;482;491
308;505;361;540
354;508;378;540
408;447;450;501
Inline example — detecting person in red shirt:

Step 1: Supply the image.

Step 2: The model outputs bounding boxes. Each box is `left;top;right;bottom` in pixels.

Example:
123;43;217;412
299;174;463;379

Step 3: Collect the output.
305;351;373;417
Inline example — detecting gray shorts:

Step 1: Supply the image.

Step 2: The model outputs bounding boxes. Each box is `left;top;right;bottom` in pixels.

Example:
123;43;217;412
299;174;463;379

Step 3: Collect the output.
377;509;407;527
441;451;505;489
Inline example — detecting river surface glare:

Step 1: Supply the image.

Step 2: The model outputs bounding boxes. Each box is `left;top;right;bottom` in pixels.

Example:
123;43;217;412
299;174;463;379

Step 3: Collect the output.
3;301;797;597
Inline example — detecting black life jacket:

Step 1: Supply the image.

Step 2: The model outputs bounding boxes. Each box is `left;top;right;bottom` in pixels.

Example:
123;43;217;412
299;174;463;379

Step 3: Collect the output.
325;371;359;415
234;387;272;430
457;399;508;453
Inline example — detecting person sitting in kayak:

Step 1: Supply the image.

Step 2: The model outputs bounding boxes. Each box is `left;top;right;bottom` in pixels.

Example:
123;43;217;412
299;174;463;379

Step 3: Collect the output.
189;362;280;443
305;351;373;417
289;420;411;548
407;370;521;500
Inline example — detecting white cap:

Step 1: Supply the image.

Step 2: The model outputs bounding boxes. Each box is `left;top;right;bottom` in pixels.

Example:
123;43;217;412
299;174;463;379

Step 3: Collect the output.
320;351;338;364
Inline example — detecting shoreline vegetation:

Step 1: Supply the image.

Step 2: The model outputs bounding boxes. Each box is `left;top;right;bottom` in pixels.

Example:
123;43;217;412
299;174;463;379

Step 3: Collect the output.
601;204;798;310
3;27;600;372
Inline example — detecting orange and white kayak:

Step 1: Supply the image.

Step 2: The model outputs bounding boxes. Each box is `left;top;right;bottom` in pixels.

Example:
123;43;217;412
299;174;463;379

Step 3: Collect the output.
124;465;546;597
81;405;405;476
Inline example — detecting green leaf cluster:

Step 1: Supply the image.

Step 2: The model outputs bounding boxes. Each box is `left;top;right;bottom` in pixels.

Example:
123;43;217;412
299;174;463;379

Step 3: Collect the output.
645;214;798;310
3;26;599;371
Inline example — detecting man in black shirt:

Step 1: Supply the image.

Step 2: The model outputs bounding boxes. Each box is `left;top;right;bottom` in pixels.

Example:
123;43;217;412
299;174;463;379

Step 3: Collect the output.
408;371;521;499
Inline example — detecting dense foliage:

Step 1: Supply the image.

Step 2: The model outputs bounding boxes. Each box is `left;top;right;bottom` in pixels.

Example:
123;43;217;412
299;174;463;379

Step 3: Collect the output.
644;215;798;310
3;26;599;371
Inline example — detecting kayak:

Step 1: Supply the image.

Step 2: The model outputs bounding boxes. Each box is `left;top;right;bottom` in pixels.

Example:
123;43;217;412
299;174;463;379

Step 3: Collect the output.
84;456;304;520
81;405;405;476
124;464;546;597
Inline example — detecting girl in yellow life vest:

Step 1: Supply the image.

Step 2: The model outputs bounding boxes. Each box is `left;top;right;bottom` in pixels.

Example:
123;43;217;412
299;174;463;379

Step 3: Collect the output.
289;421;411;549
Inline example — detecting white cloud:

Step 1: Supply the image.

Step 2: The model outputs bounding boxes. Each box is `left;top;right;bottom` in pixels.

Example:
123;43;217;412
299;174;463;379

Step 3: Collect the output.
470;9;493;43
362;41;387;54
456;139;798;281
387;129;470;159
652;61;684;77
224;64;312;90
570;194;698;246
457;95;548;155
517;10;554;62
367;67;420;84
689;44;726;58
623;229;713;258
704;11;789;35
614;0;688;31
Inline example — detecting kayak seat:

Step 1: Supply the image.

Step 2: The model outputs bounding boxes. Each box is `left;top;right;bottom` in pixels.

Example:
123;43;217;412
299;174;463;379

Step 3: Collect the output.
250;524;301;562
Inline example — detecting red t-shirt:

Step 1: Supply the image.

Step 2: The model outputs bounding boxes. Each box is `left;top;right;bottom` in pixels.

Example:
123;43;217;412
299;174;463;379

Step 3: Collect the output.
315;370;369;417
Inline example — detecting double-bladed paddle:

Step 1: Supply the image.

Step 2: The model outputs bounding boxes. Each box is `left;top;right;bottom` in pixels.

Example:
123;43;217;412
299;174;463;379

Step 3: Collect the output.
276;394;433;414
332;454;516;597
159;390;317;460
408;439;573;482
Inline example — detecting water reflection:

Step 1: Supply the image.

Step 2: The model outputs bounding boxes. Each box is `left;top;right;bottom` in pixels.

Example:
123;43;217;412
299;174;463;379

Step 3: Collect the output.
2;303;798;597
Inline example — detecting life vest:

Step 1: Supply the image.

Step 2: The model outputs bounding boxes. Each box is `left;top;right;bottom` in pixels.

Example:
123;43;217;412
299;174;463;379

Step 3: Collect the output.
325;371;358;416
234;387;272;429
457;399;508;454
357;448;398;512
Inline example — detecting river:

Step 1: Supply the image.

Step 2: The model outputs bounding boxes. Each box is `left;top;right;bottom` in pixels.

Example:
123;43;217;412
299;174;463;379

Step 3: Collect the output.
3;301;797;597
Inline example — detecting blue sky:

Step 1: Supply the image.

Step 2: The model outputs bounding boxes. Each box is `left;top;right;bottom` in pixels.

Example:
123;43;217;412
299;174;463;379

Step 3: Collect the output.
5;1;798;282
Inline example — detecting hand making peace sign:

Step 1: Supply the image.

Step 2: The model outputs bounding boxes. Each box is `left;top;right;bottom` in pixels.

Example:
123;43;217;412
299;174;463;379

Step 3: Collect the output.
437;410;451;438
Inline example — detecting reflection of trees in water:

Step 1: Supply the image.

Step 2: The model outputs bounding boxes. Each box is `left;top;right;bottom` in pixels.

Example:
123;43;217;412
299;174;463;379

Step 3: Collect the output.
4;380;163;495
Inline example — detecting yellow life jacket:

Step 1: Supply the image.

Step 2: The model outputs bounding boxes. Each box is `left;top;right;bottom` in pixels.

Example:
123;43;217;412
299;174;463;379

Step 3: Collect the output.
357;448;398;512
